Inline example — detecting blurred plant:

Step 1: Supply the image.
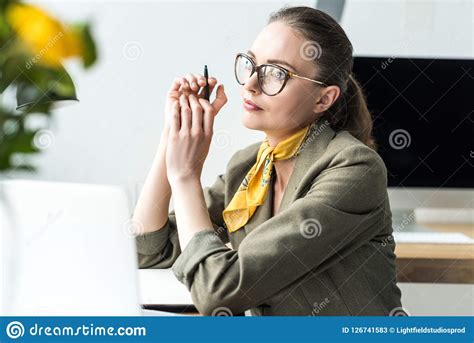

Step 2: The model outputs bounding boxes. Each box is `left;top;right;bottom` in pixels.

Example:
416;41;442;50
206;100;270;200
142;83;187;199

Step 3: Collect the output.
0;0;97;172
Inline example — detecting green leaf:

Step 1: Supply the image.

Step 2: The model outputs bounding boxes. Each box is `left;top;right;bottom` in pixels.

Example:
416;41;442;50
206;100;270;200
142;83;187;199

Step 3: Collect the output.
0;155;11;171
0;0;17;14
15;63;78;110
2;130;40;154
0;13;12;40
11;164;37;172
73;23;98;69
0;55;28;93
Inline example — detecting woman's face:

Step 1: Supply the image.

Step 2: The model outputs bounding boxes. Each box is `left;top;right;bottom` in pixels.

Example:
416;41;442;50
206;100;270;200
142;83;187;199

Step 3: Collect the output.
240;21;329;143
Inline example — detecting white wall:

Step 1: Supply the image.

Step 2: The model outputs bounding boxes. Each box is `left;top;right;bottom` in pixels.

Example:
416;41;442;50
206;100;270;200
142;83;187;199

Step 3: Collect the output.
344;0;473;58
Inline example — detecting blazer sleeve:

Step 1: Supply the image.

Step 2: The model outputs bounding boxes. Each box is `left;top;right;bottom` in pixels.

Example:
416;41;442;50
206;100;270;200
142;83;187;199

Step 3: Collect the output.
171;145;390;315
135;173;228;269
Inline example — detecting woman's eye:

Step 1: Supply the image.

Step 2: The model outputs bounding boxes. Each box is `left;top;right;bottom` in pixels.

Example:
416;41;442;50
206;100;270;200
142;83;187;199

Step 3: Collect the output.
272;69;285;80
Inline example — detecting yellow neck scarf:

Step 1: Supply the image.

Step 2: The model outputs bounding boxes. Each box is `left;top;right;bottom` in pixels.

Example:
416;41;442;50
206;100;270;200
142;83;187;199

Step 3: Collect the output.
222;121;315;233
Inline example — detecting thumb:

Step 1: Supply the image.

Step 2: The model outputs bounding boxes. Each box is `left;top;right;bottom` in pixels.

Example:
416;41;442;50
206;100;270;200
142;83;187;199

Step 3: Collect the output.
211;84;228;113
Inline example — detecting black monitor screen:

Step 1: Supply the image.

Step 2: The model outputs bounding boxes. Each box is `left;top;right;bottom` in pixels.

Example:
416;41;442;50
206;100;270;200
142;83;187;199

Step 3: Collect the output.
352;57;473;188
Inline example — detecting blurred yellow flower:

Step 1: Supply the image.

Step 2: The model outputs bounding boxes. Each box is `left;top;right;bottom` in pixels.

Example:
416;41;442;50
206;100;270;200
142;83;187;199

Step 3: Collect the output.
6;3;83;67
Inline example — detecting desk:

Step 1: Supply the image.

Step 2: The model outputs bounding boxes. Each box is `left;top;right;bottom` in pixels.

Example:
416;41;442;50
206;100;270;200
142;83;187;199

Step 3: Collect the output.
138;269;198;314
395;224;474;283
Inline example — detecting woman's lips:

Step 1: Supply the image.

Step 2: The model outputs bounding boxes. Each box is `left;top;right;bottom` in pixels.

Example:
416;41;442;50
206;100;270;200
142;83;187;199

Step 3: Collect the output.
243;99;263;111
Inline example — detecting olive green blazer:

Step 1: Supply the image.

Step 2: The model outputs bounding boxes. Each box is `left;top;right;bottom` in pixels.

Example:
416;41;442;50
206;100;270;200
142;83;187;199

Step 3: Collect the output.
136;120;403;316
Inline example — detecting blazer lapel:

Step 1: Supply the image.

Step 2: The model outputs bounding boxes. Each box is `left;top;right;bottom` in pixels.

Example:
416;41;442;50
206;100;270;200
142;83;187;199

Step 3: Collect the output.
278;119;336;213
243;173;274;235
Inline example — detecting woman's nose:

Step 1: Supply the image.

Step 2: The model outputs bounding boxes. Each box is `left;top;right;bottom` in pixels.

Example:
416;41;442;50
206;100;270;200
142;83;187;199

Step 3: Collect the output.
242;71;260;94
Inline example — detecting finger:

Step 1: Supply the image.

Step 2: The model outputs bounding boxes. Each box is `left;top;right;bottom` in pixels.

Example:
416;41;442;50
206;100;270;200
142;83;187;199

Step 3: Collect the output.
189;93;203;131
166;77;184;102
208;77;217;87
207;78;218;96
178;77;191;93
198;98;215;136
211;84;228;113
195;76;216;88
197;77;217;98
179;94;192;132
196;74;207;87
169;100;180;135
184;73;200;92
167;78;180;97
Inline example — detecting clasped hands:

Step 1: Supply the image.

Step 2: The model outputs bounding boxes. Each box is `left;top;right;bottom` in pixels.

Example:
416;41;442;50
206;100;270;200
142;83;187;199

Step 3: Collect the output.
163;74;228;186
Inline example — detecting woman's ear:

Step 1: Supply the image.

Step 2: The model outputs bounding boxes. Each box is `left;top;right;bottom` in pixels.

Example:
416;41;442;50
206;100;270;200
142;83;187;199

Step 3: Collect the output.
313;85;340;114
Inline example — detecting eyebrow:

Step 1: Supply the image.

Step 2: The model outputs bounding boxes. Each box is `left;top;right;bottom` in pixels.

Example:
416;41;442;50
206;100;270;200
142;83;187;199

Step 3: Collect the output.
247;50;298;73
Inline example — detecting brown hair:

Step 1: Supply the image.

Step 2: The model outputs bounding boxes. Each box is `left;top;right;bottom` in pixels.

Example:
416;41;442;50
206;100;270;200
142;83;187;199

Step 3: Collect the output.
268;6;377;150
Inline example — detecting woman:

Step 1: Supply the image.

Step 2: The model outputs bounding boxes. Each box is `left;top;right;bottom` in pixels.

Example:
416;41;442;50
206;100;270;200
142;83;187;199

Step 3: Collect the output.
133;6;403;316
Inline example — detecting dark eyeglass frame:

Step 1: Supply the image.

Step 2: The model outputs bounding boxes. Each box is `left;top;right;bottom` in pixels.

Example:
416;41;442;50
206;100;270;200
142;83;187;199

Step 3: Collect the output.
234;52;328;96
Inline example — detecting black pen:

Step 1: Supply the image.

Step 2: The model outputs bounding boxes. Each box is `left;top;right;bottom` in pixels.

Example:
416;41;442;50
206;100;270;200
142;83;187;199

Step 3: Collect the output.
204;65;210;101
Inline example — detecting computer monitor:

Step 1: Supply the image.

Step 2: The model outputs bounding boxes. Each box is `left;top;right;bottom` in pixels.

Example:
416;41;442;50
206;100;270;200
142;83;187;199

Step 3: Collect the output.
352;56;473;224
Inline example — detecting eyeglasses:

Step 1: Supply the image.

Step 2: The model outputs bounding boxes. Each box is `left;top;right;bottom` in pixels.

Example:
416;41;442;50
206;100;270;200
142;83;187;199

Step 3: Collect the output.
234;52;328;96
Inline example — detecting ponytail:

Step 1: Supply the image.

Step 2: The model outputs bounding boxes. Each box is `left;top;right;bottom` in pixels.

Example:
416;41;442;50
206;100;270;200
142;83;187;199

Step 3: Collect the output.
323;74;377;151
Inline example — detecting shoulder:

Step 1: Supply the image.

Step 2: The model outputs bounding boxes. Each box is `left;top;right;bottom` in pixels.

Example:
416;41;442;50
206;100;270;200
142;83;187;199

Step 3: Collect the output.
324;130;386;176
312;131;389;208
300;131;389;213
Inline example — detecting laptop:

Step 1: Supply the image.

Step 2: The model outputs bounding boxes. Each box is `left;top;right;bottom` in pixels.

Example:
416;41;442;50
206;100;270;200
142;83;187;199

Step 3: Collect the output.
0;179;180;316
